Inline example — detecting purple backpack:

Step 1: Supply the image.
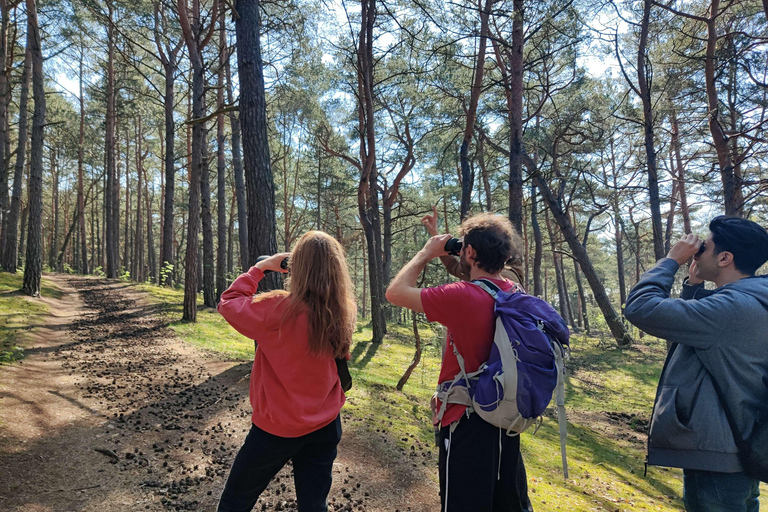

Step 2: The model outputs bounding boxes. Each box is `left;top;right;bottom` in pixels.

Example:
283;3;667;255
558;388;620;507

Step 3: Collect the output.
435;279;570;477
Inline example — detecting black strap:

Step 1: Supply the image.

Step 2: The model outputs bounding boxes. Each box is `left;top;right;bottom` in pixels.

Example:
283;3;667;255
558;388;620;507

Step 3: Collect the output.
336;358;352;392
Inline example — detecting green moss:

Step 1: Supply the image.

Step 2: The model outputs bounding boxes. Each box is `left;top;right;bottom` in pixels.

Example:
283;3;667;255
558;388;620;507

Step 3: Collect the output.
0;272;60;363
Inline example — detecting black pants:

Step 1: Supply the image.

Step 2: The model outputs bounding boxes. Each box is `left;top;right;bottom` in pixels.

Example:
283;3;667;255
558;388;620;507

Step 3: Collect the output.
217;416;342;512
438;412;533;512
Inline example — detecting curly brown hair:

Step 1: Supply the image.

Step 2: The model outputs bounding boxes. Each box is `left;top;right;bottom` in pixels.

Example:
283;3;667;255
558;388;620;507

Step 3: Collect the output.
458;213;522;274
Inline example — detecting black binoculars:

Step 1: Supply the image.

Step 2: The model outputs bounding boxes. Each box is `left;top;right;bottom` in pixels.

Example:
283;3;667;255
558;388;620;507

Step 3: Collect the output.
444;238;462;256
256;255;289;273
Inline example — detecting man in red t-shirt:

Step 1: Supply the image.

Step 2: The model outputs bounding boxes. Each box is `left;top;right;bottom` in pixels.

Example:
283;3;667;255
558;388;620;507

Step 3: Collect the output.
386;213;532;512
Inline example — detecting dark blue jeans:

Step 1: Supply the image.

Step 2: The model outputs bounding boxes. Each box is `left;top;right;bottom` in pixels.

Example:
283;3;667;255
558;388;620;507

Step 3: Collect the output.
683;469;760;512
217;416;342;512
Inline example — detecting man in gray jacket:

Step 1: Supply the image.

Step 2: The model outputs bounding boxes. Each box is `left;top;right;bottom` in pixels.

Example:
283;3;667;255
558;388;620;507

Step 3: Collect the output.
625;215;768;512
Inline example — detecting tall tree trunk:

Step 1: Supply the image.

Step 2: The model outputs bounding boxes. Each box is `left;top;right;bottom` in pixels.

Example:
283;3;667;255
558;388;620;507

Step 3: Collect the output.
0;3;10;257
530;183;543;297
2;45;30;273
155;0;183;286
705;0;743;216
357;0;386;344
608;140;627;307
178;0;218;320
507;0;524;232
78;43;88;273
160;56;177;285
637;0;664;261
134;118;144;282
235;0;278;290
459;0;492;221
545;208;569;323
48;148;59;271
225;41;248;273
664;158;678;254
123;134;130;273
201;125;216;307
105;1;118;278
215;10;227;301
144;168;156;283
573;258;589;333
18;202;27;268
670;104;691;234
22;0;44;296
227;186;235;276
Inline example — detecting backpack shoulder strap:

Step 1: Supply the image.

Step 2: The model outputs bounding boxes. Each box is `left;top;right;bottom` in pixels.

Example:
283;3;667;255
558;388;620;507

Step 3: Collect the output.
471;278;502;298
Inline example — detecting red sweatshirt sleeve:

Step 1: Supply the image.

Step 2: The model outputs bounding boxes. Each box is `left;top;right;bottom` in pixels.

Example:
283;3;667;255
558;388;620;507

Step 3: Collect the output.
217;267;282;342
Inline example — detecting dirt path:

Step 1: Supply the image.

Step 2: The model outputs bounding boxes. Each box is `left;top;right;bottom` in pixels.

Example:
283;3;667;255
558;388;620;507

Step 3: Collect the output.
0;274;438;512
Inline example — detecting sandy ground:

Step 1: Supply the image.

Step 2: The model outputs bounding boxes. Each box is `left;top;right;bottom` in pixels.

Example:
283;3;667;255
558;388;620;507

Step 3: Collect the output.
0;274;439;512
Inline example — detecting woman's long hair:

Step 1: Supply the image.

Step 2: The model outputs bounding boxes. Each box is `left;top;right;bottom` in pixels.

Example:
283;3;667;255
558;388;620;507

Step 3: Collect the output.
281;231;356;358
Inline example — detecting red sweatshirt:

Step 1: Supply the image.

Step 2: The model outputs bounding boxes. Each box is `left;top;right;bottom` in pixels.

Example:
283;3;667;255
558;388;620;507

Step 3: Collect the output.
217;267;346;437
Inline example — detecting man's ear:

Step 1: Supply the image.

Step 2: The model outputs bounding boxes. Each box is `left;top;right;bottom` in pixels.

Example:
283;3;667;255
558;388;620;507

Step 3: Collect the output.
465;244;477;266
717;251;734;268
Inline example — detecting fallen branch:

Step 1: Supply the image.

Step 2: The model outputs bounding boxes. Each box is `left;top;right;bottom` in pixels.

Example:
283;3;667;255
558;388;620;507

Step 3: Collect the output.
94;447;120;462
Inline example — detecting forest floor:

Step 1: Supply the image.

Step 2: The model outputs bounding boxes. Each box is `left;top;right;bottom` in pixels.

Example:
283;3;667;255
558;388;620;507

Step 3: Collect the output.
1;274;766;512
0;274;437;512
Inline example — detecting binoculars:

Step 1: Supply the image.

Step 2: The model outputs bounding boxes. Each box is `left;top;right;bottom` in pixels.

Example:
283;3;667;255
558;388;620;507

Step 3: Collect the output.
444;238;462;256
256;255;289;273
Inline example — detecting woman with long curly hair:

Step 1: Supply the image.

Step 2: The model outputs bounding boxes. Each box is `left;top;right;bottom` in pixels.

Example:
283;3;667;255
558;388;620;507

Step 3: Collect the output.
216;231;356;512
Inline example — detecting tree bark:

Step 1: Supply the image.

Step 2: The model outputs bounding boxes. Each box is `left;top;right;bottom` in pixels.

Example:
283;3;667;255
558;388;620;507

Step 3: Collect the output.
0;3;10;257
2;44;29;273
201;122;216;307
530;183;543;297
705;0;743;216
145;169;156;283
134;118;144;282
154;0;184;285
22;0;44;296
459;0;492;221
235;0;279;290
215;10;227;301
357;0;386;344
178;0;219;320
105;1;118;278
225;39;248;273
78;42;88;273
637;0;664;261
670;105;691;234
507;0;524;233
48;148;59;271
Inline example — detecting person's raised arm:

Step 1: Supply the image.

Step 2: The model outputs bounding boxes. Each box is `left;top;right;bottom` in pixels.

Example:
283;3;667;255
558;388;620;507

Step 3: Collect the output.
386;234;452;313
218;253;290;338
421;205;468;281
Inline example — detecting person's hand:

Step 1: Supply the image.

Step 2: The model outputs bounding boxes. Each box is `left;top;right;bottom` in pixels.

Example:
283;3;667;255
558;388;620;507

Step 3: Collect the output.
667;233;701;265
421;205;439;237
687;259;704;285
254;252;291;273
422;234;452;260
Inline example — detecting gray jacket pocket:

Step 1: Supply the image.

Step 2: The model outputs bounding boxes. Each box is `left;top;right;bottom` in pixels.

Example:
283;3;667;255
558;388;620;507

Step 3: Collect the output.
650;384;738;455
650;386;697;450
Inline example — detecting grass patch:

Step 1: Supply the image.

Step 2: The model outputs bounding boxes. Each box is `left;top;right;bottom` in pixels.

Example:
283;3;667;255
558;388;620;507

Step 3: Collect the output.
131;282;768;510
135;283;252;360
0;272;61;363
